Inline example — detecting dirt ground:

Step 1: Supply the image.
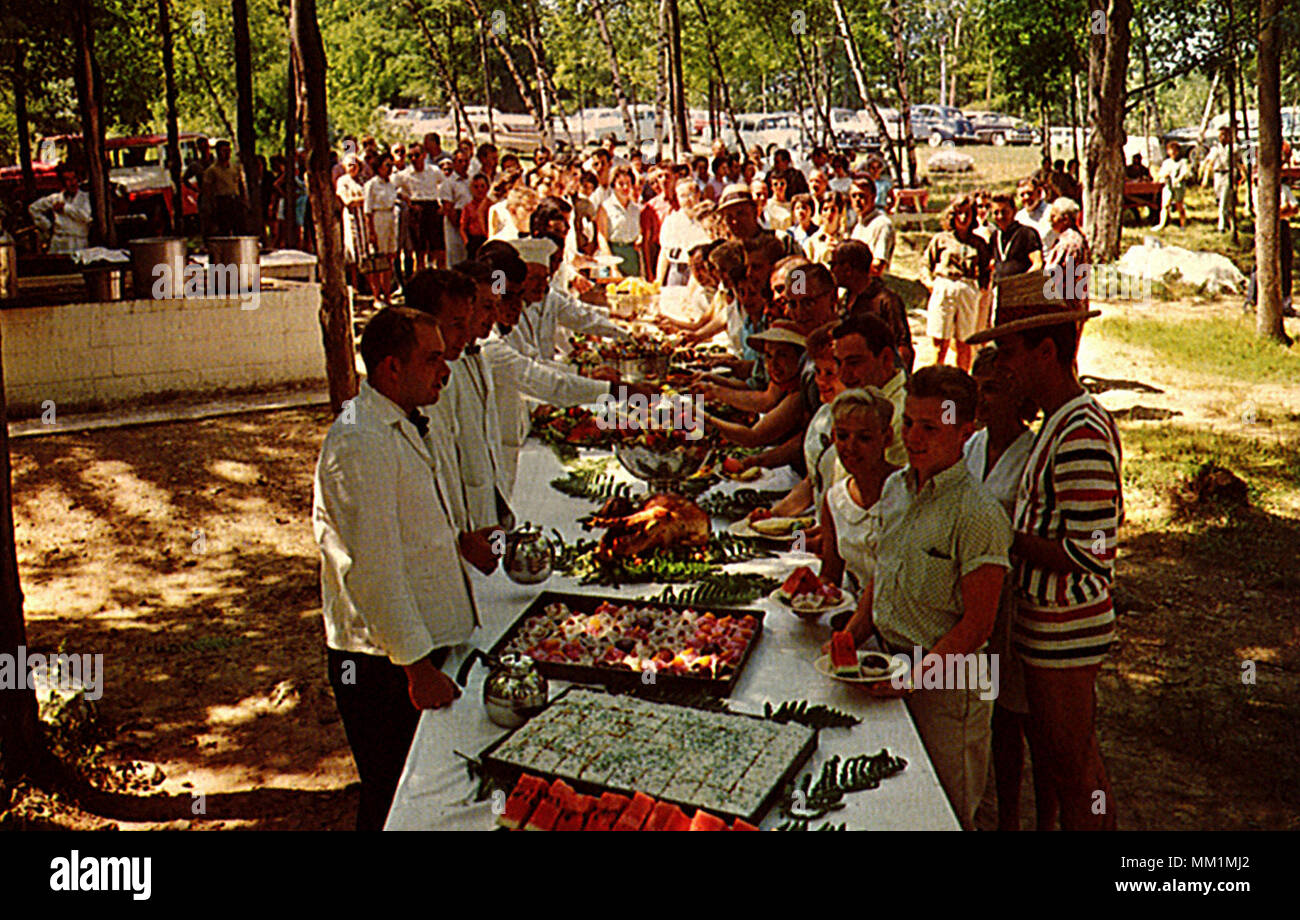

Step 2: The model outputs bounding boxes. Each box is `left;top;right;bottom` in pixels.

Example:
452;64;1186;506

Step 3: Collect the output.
3;296;1298;831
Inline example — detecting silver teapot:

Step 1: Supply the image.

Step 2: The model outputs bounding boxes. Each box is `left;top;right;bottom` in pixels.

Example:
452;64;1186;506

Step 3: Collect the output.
456;649;549;728
502;522;554;585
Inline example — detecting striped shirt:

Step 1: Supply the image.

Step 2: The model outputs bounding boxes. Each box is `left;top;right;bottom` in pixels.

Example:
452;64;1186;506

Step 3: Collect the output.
1012;392;1124;668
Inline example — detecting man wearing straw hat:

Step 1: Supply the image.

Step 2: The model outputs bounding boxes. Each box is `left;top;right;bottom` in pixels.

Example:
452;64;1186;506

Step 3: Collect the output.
967;271;1121;831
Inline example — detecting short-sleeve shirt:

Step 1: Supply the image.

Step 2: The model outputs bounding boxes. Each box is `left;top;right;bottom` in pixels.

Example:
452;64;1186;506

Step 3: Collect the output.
846;280;911;361
991;222;1042;280
397;164;442;201
924;230;991;289
1011;392;1123;669
850;209;896;269
867;461;1012;652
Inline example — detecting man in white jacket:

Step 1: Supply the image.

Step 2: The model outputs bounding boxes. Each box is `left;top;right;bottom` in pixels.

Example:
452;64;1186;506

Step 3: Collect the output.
29;165;93;253
312;306;494;830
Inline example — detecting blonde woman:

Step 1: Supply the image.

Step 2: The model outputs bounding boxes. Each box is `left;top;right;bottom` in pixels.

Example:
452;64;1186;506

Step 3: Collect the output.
489;184;540;242
818;387;900;593
486;171;520;238
921;195;991;370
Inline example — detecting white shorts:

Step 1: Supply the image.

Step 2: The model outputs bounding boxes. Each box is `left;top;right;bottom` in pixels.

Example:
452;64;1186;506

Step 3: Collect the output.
926;276;980;342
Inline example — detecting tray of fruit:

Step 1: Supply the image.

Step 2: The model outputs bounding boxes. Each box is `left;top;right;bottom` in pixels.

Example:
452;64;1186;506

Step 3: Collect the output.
529;405;613;451
771;566;856;619
492;591;766;696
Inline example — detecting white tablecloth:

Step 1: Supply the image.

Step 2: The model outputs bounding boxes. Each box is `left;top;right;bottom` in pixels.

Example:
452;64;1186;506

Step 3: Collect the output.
384;441;960;831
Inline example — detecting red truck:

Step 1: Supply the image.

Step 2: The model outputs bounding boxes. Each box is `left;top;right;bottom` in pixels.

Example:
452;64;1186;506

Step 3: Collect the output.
0;132;207;238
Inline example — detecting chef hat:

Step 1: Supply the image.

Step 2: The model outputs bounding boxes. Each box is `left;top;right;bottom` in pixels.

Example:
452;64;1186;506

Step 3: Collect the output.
509;236;558;267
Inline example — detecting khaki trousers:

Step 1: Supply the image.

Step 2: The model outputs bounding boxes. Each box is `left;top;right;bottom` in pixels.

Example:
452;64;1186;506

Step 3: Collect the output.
907;687;994;830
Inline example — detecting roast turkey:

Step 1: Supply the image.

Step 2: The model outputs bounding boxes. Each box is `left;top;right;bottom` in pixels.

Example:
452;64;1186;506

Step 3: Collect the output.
585;493;711;560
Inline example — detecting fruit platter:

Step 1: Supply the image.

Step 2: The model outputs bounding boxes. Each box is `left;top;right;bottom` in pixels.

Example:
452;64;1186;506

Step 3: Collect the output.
530;404;613;452
479;687;817;823
771;566;855;619
571;330;677;382
491;591;765;696
606;277;660;319
497;774;758;831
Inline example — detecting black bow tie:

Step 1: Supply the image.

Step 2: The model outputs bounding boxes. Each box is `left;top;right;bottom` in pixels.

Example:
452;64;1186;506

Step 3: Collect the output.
407;411;429;437
464;344;481;356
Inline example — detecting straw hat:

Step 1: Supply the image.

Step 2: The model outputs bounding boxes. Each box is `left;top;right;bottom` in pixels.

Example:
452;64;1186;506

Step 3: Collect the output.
716;184;756;211
747;320;807;351
965;270;1100;345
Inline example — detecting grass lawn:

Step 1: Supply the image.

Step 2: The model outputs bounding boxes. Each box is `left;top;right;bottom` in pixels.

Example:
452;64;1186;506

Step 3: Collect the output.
1092;312;1300;386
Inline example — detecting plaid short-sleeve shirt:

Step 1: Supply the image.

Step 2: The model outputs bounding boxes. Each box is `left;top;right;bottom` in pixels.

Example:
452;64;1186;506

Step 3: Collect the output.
867;462;1012;652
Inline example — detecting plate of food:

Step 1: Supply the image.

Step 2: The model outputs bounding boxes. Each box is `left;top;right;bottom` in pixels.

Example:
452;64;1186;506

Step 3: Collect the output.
728;515;815;541
770;566;855;618
813;632;910;685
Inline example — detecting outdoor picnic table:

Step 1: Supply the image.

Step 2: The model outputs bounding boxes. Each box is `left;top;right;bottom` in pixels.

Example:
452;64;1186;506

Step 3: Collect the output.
1123;180;1164;224
383;438;961;831
891;188;930;213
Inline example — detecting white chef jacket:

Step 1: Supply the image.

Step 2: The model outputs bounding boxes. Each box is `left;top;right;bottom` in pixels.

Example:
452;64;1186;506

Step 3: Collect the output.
449;348;514;531
508;288;632;362
420;372;471;535
29;190;92;253
313;381;477;666
482;328;611;491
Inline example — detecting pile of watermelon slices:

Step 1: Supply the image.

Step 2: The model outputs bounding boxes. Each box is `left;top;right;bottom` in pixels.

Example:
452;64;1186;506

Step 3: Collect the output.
498;774;759;831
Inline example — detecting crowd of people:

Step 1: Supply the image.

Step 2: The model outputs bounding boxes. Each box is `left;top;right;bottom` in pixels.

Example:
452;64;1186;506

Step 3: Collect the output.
311;129;1125;834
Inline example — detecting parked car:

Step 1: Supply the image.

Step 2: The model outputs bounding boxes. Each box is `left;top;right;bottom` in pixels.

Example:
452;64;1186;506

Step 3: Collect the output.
557;105;659;148
909;105;977;146
732;112;803;153
802;107;877;152
963;111;1037;146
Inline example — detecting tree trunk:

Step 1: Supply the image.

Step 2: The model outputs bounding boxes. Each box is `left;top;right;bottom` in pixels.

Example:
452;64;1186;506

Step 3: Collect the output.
1255;0;1287;343
479;24;494;144
0;341;44;787
71;0;113;246
233;0;261;240
1084;0;1133;263
883;0;917;187
1238;46;1254;217
691;0;743;150
285;47;298;249
461;0;543;142
654;0;668;160
831;0;903;183
1226;0;1239;246
793;30;833;149
160;0;183;235
404;0;475;145
667;0;688;155
593;1;638;146
522;0;572;148
1071;71;1082;169
291;0;357;414
1196;68;1221;153
13;42;35;203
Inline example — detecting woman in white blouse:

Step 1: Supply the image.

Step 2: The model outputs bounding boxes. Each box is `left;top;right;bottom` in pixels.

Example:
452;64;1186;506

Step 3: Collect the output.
335;155;369;292
963;347;1037;832
596;165;642;277
818;388;901;594
362;154;399;304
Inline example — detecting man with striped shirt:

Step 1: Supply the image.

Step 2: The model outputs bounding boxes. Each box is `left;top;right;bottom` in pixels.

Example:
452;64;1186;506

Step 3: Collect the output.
969;272;1120;831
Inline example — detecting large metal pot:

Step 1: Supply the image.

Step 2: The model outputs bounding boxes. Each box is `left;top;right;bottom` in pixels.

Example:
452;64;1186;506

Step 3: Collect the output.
129;237;186;300
0;234;18;300
206;236;260;297
82;266;130;302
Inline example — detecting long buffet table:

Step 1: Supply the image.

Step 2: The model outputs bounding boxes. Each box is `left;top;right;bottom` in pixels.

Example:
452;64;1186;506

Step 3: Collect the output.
384;439;961;831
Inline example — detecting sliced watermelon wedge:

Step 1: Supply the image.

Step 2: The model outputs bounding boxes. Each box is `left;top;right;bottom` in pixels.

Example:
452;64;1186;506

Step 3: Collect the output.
688;809;729;831
614;791;656;831
830;630;859;676
500;774;547;830
584;792;630;831
731;817;760;831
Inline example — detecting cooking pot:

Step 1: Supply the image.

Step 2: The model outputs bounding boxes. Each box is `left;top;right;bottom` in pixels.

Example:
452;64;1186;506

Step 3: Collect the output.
128;237;186;299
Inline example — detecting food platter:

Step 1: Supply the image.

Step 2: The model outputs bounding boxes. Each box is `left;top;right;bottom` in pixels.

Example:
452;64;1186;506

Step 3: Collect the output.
489;591;766;697
478;686;818;825
728;516;815;542
812;652;910;685
769;587;856;619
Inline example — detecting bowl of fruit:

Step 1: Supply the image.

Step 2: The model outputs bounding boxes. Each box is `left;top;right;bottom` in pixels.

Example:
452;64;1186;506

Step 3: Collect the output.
612;425;712;492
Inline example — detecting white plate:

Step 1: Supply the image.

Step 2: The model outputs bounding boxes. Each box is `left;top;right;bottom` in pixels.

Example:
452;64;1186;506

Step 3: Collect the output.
768;587;856;618
812;652;910;685
727;517;814;541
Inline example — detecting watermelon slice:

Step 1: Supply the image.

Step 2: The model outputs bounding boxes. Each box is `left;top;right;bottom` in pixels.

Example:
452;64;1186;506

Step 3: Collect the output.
499;774;547;829
731;818;760;831
830;630;859;676
525;779;572;831
781;566;820;597
584;792;629;831
554;793;596;832
644;800;690;831
614;791;656;831
663;808;694;832
688;809;729;831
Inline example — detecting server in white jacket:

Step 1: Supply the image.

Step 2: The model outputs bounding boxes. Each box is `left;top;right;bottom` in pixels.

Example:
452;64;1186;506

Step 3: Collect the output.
451;258;518;531
480;237;622;491
313;307;491;830
29;165;93;253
